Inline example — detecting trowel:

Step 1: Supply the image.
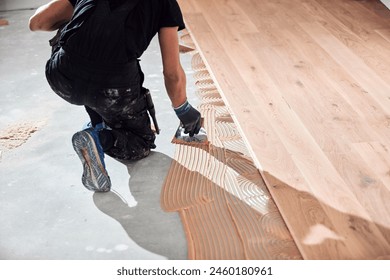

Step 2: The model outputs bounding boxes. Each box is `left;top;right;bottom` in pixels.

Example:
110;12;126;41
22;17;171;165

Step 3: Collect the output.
172;118;208;145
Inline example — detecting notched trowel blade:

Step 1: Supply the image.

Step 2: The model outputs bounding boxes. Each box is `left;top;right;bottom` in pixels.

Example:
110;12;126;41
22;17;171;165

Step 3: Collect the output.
172;118;209;145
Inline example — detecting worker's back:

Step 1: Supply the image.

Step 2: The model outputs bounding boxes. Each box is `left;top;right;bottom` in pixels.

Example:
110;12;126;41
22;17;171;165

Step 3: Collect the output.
61;0;140;65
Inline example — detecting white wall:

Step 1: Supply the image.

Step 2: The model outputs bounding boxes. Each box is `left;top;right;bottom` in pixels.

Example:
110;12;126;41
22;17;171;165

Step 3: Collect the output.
0;0;47;11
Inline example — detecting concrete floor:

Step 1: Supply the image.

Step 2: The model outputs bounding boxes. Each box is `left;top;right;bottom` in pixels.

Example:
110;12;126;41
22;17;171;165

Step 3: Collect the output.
0;6;198;260
382;0;390;9
0;0;47;11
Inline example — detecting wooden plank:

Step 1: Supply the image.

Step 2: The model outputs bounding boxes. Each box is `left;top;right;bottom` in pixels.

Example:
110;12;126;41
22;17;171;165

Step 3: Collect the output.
297;0;390;81
178;0;390;259
375;28;390;43
298;21;390;113
183;12;320;258
312;0;389;33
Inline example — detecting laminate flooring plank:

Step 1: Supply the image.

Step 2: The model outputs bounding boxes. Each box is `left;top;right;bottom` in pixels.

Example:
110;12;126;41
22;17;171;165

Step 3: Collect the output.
270;7;390;256
272;24;390;145
247;1;389;115
182;12;329;259
292;1;390;81
238;0;390;141
178;0;390;259
242;6;390;229
183;15;293;187
359;0;390;19
240;1;387;126
184;0;390;260
298;21;390;113
242;34;390;258
375;28;390;43
353;142;390;193
240;27;390;232
187;14;388;260
313;0;388;33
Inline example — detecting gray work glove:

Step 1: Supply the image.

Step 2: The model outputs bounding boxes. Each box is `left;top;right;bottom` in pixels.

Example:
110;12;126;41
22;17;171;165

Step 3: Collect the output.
174;100;201;137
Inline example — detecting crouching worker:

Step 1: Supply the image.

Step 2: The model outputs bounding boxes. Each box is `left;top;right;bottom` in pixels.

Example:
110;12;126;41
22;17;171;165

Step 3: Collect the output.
29;0;201;192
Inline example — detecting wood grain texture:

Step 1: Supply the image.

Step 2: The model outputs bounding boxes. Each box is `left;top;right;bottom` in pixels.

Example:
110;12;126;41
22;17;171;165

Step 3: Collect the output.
161;45;301;259
178;0;390;259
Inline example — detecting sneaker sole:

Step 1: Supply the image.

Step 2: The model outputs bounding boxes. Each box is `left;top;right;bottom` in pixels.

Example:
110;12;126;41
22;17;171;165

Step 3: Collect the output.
72;131;111;192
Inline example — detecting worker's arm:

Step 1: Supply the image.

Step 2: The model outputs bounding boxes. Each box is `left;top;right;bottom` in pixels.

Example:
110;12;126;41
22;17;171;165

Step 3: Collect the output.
158;27;187;108
29;0;74;31
158;27;201;136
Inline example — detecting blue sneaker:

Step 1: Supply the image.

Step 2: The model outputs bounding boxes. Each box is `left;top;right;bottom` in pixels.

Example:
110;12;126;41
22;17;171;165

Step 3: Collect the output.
72;124;111;192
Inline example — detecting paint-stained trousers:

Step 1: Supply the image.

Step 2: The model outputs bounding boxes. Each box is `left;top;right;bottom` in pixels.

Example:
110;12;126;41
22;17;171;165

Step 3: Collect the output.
45;48;156;160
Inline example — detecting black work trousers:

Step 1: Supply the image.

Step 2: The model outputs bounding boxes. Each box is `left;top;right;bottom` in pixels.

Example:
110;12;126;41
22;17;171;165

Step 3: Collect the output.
45;48;156;161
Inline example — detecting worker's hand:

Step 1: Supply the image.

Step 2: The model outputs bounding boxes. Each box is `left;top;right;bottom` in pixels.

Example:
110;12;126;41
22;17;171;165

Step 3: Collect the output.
174;100;201;137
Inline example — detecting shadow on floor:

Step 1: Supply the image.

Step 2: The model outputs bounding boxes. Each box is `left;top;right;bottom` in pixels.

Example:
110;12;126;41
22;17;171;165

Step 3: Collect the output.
91;144;390;259
92;151;187;260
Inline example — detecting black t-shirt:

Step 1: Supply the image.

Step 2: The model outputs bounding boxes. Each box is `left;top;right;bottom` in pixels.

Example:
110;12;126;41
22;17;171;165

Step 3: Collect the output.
67;0;185;58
